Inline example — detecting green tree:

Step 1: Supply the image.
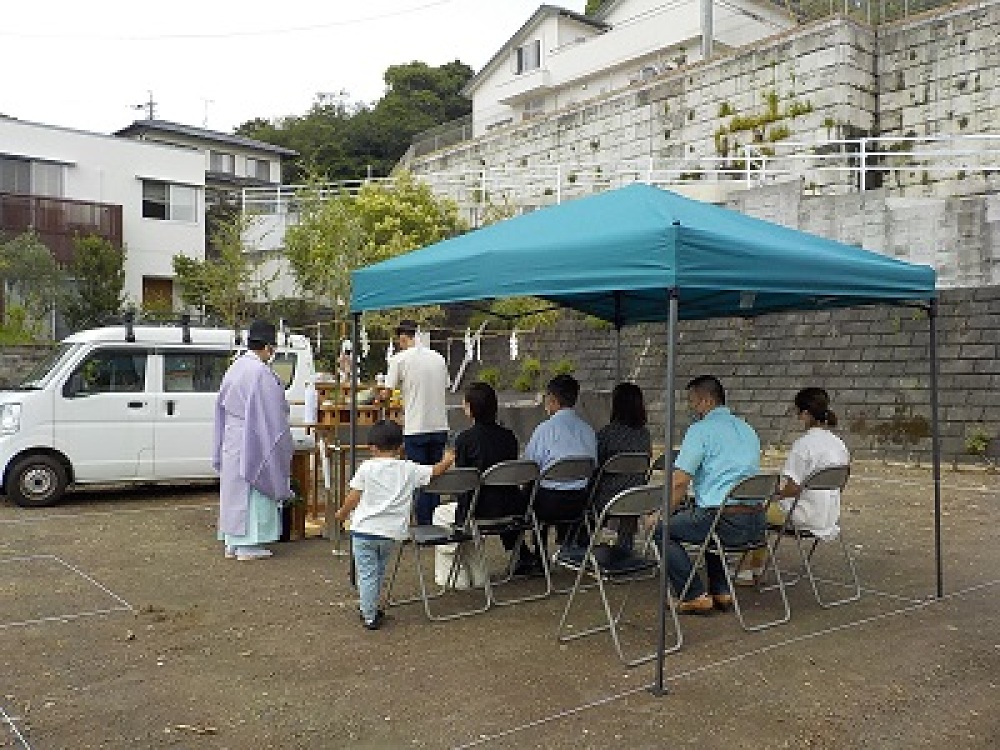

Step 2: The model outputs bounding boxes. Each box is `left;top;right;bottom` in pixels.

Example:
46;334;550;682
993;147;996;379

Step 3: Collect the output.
585;0;607;13
172;214;275;328
283;172;466;329
63;234;126;331
236;60;473;181
0;230;65;338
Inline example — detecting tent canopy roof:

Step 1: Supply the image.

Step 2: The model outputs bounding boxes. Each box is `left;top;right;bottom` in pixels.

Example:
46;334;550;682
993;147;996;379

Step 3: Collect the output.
351;184;935;323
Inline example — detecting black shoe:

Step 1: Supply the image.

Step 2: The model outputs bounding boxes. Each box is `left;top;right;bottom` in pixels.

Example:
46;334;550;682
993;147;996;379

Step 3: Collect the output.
360;609;385;630
513;549;543;576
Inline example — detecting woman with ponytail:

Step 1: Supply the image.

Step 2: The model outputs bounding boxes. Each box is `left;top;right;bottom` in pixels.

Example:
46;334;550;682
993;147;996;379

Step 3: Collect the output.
773;388;850;540
739;388;850;585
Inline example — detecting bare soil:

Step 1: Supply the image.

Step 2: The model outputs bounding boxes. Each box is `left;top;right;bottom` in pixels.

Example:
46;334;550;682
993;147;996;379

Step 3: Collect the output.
1;462;998;749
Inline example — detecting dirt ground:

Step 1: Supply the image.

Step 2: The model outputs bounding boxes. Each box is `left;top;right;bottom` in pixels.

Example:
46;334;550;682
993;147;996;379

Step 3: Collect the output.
1;461;998;749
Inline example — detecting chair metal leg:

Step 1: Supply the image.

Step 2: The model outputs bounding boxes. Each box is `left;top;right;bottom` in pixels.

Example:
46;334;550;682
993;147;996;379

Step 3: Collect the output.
413;540;491;621
386;540;446;607
720;537;790;632
797;532;862;608
490;518;553;607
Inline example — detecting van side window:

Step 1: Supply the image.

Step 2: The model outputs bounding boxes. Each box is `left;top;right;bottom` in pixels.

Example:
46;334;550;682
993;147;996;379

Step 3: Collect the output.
164;352;231;392
270;352;297;389
67;350;147;396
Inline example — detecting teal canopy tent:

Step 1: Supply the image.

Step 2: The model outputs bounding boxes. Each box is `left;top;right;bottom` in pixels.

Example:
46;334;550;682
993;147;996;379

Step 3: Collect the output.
349;183;940;691
352;183;935;322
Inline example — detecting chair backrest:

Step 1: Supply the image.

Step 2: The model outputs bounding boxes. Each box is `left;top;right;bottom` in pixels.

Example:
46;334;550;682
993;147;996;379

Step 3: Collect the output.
727;473;781;503
424;467;481;496
647;450;679;478
801;465;850;492
598;484;665;523
598;451;651;477
539;455;595;484
480;459;540;488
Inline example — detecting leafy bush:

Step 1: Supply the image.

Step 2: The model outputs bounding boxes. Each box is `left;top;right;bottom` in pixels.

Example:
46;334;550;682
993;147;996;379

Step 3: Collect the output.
477;366;504;390
550;358;576;376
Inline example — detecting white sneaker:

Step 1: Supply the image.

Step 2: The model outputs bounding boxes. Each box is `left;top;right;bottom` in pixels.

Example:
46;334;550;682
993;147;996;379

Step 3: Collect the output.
236;546;273;561
224;545;237;559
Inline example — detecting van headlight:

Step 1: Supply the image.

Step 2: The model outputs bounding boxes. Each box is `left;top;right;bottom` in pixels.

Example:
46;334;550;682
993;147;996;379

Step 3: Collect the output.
0;403;21;435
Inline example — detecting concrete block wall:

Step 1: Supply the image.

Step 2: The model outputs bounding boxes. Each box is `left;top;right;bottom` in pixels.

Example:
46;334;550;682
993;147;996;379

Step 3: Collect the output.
469;286;1000;464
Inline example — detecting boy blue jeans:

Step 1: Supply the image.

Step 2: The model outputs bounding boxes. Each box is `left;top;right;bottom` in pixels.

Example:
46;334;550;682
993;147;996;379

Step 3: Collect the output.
352;532;397;622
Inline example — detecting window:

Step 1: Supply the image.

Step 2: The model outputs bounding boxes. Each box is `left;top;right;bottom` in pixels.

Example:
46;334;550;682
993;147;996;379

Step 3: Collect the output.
142;180;197;222
247;158;271;181
209;151;236;173
163;352;231;393
0;157;63;196
32;162;64;197
514;39;541;74
65;350;147;396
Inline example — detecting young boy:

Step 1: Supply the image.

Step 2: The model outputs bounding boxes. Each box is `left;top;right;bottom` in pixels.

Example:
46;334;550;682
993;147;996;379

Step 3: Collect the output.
334;419;454;630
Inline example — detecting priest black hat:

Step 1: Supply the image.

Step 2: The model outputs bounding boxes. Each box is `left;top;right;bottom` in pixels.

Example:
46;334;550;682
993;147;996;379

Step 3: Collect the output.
247;320;277;348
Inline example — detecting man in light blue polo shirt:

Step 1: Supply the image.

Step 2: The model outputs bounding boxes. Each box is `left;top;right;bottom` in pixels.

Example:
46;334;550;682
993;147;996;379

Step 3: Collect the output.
523;374;597;564
654;375;762;615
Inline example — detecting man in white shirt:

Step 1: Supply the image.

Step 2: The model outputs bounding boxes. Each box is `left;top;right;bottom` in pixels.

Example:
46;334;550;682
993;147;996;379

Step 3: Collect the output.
382;320;450;525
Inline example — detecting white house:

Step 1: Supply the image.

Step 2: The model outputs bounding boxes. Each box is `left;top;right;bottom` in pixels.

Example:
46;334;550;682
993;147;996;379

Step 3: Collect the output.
463;0;795;136
113;119;296;206
0;115;206;311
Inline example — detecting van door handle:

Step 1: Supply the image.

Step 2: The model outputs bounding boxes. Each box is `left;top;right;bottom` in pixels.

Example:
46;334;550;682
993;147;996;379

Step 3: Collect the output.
166;400;176;416
127;401;145;409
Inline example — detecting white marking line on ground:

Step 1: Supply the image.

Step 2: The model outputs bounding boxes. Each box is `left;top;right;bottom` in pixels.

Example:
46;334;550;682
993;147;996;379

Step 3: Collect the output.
1;702;32;749
453;577;1000;750
771;571;927;605
0;554;133;631
0;504;213;525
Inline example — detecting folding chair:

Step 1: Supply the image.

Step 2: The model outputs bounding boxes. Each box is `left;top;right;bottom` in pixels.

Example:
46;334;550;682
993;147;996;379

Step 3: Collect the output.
769;465;860;608
385;468;489;621
556;484;682;666
680;473;790;632
585;451;651;560
646;450;679;482
535;456;598;590
469;459;548;607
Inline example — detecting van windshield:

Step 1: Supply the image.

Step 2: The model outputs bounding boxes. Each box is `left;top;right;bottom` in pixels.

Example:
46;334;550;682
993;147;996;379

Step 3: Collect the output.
16;343;81;390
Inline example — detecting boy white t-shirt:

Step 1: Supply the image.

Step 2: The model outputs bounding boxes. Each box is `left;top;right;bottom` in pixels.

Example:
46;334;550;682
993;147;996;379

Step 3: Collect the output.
780;427;850;540
348;457;433;540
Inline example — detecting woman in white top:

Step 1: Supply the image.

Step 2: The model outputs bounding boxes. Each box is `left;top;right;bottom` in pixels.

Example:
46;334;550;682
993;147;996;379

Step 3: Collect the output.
773;387;850;540
740;388;849;584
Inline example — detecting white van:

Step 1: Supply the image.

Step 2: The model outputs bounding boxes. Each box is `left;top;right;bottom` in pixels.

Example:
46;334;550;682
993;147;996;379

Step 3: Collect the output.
0;324;315;507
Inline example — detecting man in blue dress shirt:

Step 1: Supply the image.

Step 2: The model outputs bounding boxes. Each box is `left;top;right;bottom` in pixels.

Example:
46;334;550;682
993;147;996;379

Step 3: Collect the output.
650;375;762;615
523;374;598;562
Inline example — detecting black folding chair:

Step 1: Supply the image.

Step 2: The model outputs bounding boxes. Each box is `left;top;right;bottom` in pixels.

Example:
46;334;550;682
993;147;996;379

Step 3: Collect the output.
680;473;790;632
556;484;682;666
385;468;488;621
769;465;860;608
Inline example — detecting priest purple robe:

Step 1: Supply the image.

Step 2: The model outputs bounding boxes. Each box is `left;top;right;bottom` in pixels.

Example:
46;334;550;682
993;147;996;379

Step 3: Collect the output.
213;352;293;537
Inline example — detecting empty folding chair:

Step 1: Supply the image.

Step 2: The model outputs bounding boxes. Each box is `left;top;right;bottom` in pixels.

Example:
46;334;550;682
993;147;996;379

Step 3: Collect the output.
556;484;682;666
680;473;790;632
770;465;860;608
385;468;488;621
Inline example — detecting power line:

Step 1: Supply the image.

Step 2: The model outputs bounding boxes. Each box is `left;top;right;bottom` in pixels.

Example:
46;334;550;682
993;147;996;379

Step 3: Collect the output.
0;0;456;41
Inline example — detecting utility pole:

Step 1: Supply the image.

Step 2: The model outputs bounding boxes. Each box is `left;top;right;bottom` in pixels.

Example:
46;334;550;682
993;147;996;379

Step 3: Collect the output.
131;90;157;120
701;0;713;59
202;98;215;128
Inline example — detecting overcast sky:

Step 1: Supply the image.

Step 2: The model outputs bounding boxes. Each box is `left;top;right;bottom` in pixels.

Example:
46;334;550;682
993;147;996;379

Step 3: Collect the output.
1;0;586;135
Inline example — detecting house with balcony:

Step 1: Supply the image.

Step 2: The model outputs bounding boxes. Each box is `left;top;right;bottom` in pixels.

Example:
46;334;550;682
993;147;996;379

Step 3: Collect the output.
113;119;297;212
1;115;206;315
462;0;794;136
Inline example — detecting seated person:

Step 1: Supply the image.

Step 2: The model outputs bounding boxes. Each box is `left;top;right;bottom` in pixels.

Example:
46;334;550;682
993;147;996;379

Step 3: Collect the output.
452;382;522;524
523;374;598;554
592;382;652;555
645;375;762;615
740;387;850;583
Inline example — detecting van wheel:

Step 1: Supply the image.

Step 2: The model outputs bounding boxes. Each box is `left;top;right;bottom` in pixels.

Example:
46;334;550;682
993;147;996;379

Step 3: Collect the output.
8;455;68;507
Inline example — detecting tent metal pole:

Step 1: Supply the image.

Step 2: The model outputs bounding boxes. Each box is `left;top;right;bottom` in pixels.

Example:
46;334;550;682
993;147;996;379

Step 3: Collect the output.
928;299;943;598
349;312;360;588
614;291;623;382
651;288;679;696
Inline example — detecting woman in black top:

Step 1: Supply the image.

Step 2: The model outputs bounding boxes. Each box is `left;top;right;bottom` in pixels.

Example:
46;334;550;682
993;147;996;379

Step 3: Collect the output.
454;382;524;528
593;382;652;554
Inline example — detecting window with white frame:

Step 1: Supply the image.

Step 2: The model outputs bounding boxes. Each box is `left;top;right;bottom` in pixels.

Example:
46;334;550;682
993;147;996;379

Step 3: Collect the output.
513;39;541;74
209;151;236;173
141;180;197;222
0;157;64;197
246;157;271;181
